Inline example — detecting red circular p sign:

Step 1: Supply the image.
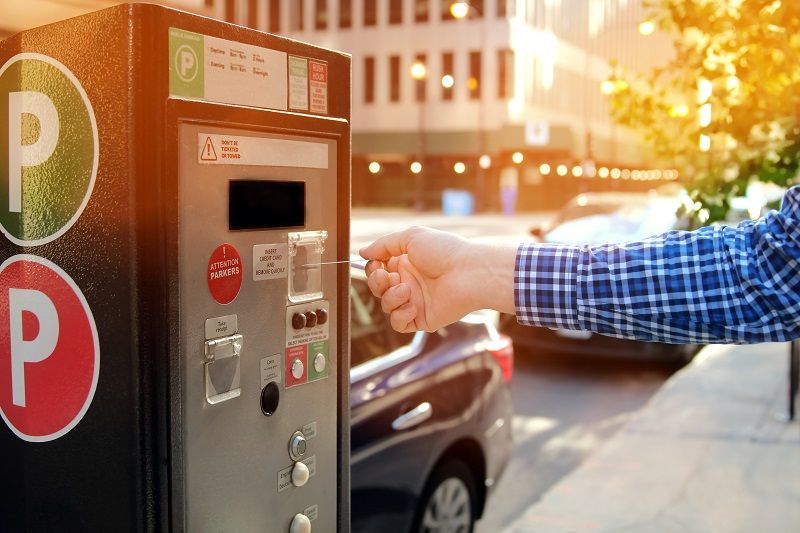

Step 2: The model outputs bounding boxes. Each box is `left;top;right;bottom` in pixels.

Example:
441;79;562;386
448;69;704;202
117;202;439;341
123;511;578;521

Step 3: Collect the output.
0;255;99;442
207;243;243;305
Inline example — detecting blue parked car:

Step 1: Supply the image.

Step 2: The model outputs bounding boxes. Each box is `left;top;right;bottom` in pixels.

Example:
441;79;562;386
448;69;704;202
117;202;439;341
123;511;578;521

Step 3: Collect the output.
348;264;514;533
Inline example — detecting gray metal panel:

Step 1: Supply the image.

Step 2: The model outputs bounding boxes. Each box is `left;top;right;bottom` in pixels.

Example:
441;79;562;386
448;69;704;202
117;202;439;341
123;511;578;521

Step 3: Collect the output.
178;122;339;532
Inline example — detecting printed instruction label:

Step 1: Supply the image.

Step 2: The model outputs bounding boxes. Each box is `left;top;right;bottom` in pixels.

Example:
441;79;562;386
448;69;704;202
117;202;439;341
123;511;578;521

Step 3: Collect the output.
277;465;294;492
309;60;328;114
288;56;309;111
169;27;288;110
260;354;281;386
302;421;317;440
197;133;328;168
253;243;287;281
302;455;317;477
304;504;319;522
205;314;238;340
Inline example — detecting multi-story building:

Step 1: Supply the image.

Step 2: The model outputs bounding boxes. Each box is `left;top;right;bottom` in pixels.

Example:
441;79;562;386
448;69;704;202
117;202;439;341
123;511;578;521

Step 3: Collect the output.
2;0;676;210
227;0;675;210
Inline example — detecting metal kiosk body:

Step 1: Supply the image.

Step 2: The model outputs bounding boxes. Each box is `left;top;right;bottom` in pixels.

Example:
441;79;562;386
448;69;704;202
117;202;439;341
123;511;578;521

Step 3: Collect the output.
0;4;350;532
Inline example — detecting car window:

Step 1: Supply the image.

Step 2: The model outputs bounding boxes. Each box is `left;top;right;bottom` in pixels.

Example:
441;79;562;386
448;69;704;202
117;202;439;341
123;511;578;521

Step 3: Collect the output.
350;278;414;368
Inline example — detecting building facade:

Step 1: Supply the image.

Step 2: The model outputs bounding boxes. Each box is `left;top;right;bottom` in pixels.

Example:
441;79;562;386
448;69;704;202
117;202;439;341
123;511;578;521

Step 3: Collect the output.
3;0;675;210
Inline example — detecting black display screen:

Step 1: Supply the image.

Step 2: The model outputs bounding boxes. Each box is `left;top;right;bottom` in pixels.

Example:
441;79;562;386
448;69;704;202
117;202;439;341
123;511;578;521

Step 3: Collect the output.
229;180;305;230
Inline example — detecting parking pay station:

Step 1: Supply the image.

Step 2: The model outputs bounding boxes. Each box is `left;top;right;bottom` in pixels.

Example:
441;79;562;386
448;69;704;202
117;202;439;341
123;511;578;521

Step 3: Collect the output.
0;4;350;532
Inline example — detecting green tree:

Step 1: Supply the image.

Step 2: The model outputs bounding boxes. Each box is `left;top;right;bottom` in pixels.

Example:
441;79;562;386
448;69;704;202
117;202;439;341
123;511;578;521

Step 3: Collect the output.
609;0;800;223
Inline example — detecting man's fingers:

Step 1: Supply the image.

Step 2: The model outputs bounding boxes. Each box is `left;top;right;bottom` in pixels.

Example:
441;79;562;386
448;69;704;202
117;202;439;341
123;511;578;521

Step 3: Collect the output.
390;302;418;333
359;227;420;262
365;260;384;277
388;272;401;286
386;256;401;273
381;283;410;313
367;268;391;298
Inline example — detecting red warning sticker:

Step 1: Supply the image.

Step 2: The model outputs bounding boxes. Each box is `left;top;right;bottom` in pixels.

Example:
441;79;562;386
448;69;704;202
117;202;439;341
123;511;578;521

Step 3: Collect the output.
309;60;328;115
207;244;243;305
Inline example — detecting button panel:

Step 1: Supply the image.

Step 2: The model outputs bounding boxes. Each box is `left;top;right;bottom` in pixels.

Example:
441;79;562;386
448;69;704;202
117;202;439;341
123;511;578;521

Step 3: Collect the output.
285;301;330;388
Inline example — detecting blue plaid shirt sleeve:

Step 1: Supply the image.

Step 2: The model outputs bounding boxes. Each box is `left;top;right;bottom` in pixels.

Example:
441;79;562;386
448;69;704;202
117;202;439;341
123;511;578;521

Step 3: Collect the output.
515;186;800;344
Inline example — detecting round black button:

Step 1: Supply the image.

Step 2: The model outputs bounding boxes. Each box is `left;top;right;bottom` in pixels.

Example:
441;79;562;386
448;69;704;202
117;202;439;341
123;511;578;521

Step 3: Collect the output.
304;311;318;328
316;308;328;325
260;382;280;416
292;312;307;330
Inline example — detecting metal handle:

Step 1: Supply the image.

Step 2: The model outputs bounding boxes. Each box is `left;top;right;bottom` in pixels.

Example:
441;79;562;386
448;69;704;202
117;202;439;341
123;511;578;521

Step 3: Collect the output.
392;402;432;431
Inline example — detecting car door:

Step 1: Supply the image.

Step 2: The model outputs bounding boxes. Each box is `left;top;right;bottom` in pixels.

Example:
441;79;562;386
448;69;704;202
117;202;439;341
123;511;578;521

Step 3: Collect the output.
348;275;483;532
349;275;429;532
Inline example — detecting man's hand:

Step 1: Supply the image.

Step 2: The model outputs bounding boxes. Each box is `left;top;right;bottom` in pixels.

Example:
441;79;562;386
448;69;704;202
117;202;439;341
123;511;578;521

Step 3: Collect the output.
359;226;517;332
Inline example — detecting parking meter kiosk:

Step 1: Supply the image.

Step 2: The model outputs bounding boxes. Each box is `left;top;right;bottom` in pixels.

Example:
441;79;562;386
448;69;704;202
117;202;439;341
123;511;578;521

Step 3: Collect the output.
0;4;350;532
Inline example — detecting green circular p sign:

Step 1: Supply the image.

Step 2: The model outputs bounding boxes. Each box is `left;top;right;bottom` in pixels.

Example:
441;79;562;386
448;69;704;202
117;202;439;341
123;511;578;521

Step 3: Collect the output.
0;53;98;246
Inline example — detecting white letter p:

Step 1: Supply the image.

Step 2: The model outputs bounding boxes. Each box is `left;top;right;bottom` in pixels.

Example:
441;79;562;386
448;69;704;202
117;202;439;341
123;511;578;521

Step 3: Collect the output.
9;288;59;407
8;91;60;213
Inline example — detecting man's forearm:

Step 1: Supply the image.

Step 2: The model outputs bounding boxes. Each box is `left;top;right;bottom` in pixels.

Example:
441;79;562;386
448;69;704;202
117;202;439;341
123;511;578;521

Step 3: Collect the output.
514;194;800;344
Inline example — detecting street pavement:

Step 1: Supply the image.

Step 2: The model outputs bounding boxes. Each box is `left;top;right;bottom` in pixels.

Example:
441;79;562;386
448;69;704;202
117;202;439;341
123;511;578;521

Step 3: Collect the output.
475;352;676;533
504;342;800;532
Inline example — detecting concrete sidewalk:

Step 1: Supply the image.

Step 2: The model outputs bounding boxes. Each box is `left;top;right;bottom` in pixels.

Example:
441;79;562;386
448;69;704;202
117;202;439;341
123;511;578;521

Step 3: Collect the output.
505;343;800;532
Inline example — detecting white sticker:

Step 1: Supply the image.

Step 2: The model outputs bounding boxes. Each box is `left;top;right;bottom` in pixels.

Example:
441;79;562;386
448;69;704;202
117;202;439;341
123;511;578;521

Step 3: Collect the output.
302;455;317;477
169;28;288;111
277;465;293;492
205;314;238;340
289;56;309;111
260;354;281;386
302;421;317;440
198;133;328;168
253;244;288;281
304;504;319;521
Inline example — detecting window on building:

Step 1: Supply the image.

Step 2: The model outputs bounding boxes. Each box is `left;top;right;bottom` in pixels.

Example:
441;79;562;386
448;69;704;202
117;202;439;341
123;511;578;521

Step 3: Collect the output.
415;0;429;22
469;51;481;99
268;0;280;32
497;49;514;99
248;0;258;28
389;0;403;24
441;1;455;20
414;53;427;102
441;51;454;101
340;0;353;28
389;55;401;102
364;0;377;26
290;0;304;31
364;56;375;103
443;0;484;20
498;0;518;17
315;0;328;30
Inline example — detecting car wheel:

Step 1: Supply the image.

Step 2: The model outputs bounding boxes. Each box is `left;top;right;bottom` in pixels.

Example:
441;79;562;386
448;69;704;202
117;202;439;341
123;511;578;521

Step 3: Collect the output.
413;459;476;533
